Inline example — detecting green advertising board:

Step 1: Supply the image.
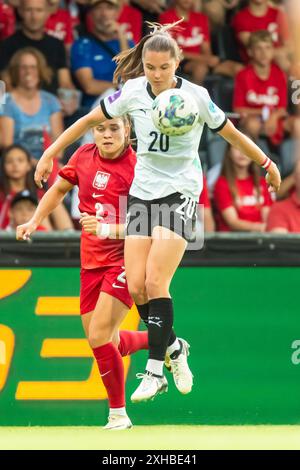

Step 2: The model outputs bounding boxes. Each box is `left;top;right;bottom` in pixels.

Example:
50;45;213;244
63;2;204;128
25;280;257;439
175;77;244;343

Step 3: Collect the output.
0;267;300;425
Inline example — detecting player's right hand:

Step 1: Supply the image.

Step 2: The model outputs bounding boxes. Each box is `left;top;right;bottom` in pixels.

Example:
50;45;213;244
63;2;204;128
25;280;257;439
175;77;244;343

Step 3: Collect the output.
266;162;281;193
34;153;53;188
79;213;99;235
16;220;38;241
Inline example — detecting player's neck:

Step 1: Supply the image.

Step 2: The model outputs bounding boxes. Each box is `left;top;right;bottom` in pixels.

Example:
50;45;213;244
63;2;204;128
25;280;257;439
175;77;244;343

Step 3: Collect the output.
175;6;190;21
253;61;271;79
151;78;177;97
98;147;124;160
249;2;269;17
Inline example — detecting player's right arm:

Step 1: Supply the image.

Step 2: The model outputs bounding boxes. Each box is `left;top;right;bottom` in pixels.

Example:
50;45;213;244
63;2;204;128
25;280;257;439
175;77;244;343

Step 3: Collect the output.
34;106;106;188
16;178;74;240
79;213;125;240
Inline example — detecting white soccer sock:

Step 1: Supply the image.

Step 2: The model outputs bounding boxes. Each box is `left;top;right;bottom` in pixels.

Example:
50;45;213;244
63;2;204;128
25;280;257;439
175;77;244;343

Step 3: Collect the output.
167;338;181;356
109;407;127;417
146;359;164;377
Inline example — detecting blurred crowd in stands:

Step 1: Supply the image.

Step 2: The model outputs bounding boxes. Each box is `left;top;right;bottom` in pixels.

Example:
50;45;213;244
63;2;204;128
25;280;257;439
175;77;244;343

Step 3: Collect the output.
1;0;300;235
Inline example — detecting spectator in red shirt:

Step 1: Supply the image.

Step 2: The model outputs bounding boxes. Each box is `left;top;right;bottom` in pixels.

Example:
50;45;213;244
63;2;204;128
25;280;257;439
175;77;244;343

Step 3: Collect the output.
267;160;300;232
45;0;74;50
159;0;220;85
201;0;240;30
233;30;296;147
213;143;273;231
231;0;291;71
0;0;15;40
86;0;142;44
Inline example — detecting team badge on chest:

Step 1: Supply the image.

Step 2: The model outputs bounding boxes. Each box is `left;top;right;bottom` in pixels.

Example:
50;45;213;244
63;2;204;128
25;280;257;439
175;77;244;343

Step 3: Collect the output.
93;171;111;190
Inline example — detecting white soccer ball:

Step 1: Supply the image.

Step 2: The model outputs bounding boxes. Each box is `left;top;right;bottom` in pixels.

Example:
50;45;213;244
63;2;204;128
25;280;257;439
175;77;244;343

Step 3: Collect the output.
151;89;199;136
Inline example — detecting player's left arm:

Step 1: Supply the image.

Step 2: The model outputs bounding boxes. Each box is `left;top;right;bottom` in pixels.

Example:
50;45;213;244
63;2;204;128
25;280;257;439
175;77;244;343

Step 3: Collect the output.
79;213;125;239
218;119;281;191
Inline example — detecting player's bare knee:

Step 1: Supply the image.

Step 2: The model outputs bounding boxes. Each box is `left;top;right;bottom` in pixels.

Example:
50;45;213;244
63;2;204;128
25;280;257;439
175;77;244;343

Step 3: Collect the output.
127;280;146;304
88;325;112;349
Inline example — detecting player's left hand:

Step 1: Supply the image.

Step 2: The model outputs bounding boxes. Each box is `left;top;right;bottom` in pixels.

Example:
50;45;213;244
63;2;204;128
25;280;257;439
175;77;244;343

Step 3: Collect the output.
79;212;99;235
266;162;281;192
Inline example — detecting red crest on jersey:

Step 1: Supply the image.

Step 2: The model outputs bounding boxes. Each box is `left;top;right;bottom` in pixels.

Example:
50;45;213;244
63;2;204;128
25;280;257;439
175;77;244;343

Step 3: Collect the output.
93;171;111;190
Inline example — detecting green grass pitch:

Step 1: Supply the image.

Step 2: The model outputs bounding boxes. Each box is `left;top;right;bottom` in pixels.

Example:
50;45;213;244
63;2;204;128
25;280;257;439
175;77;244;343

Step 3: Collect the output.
0;426;300;450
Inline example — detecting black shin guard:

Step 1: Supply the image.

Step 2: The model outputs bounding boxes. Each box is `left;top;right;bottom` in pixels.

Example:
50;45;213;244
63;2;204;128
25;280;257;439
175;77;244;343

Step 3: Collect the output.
148;298;174;361
136;303;149;328
136;302;177;347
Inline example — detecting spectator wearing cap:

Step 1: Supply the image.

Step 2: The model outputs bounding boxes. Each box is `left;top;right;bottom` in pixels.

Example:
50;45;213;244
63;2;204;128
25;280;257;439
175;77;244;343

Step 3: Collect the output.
7;190;47;231
267;160;300;233
70;0;134;108
0;0;75;94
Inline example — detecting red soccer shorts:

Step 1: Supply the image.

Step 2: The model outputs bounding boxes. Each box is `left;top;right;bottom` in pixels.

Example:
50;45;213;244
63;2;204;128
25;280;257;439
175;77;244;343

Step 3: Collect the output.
80;266;134;315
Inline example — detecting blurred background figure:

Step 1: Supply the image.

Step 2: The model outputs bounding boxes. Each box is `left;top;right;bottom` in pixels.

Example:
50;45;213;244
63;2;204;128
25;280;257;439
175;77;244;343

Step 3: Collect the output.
267;159;300;232
45;0;74;53
231;0;291;72
0;0;16;41
213;144;273;231
0;0;75;94
159;0;219;85
0;144;73;230
7;189;48;231
71;0;134;108
0;48;64;163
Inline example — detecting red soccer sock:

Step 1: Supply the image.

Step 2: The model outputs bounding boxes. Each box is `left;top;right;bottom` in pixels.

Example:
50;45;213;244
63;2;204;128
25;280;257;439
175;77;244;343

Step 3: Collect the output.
92;342;125;409
118;330;149;357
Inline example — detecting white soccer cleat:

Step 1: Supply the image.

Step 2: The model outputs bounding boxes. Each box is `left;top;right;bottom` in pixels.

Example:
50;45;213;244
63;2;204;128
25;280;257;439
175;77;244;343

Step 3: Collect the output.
169;338;193;395
103;414;133;431
131;372;168;403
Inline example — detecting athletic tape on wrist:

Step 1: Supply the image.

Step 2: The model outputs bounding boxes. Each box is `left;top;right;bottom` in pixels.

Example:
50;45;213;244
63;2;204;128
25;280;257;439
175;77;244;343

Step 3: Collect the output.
97;223;110;239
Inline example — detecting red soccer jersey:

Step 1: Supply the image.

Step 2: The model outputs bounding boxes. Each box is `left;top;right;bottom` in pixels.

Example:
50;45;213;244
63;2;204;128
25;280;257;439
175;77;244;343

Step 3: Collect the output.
233;63;287;110
58;144;136;270
232;6;289;62
267;192;300;232
213;175;272;232
159;9;210;54
86;4;142;44
0;2;15;40
45;8;74;45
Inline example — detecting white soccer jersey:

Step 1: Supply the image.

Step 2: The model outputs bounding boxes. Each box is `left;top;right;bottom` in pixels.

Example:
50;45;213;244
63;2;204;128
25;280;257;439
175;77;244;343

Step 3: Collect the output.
101;76;227;201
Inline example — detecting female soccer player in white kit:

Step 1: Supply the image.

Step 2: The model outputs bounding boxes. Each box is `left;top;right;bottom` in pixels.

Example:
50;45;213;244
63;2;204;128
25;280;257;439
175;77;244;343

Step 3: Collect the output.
35;21;281;404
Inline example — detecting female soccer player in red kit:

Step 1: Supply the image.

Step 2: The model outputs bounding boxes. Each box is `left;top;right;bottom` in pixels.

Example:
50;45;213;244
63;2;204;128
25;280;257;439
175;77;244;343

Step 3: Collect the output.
16;116;149;430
